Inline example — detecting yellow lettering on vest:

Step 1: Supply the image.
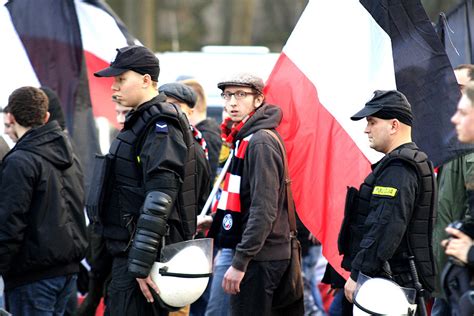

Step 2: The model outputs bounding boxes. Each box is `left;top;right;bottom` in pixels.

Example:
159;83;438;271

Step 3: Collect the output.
372;186;397;197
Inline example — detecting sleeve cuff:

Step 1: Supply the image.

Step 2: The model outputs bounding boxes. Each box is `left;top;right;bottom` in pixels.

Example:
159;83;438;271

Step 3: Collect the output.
350;269;359;281
231;251;251;272
468;245;474;267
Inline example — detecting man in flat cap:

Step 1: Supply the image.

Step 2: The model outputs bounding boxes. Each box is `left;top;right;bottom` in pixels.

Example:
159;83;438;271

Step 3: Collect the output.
88;45;198;315
180;78;222;184
203;73;304;315
338;90;436;314
158;82;211;223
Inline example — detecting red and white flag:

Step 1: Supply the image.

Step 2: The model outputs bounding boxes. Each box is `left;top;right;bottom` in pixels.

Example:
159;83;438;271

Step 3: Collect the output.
265;0;464;278
76;0;131;127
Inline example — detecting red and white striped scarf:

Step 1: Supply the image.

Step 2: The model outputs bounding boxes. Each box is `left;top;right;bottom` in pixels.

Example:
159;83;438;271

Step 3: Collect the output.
213;112;257;246
191;125;208;160
216;134;253;214
220;111;255;148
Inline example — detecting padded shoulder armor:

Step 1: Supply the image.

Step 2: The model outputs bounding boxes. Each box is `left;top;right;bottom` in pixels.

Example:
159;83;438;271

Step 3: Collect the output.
101;101;198;249
139;102;198;241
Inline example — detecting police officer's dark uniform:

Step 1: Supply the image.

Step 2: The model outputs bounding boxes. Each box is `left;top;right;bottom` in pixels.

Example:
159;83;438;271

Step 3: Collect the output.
87;46;198;316
338;90;436;314
158;82;211;215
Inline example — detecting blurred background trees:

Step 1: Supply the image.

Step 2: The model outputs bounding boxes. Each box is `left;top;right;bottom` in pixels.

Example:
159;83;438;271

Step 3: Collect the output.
105;0;466;52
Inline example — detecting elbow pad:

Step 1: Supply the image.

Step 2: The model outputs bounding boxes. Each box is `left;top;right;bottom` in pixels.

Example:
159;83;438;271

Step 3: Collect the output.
128;191;173;278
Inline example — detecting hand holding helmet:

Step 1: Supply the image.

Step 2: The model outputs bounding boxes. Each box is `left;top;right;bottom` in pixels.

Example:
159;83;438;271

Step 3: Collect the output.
353;274;417;316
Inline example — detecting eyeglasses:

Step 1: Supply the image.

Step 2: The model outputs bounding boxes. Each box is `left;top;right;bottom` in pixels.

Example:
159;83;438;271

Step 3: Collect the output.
221;90;257;100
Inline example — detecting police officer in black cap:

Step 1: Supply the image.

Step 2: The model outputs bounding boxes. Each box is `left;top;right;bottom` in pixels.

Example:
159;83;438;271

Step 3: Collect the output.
338;90;436;314
88;45;198;316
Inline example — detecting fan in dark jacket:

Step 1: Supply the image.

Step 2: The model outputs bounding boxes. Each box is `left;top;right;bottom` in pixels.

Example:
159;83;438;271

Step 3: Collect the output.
159;82;211;214
0;86;87;315
204;73;302;316
180;78;223;183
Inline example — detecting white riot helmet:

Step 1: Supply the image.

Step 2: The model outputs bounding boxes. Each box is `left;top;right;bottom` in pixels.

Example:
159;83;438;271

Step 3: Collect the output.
150;238;213;309
353;273;417;316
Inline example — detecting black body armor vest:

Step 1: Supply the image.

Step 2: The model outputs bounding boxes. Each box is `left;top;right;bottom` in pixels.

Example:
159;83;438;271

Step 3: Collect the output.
339;146;437;292
98;100;197;254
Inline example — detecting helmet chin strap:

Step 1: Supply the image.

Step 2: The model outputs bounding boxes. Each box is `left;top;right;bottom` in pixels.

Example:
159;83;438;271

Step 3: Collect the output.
353;296;415;316
158;266;212;278
353;298;384;315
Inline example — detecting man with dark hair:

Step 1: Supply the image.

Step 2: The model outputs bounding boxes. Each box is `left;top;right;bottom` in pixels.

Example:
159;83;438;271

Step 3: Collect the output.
90;45;198;315
339;90;436;314
6;86;48;127
0;86;87;315
441;80;474;316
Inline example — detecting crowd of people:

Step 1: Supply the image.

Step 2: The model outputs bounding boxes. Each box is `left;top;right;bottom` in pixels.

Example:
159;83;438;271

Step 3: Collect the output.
0;43;473;316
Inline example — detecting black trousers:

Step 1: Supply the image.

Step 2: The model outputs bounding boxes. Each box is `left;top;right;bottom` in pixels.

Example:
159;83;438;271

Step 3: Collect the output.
230;259;303;316
104;257;168;316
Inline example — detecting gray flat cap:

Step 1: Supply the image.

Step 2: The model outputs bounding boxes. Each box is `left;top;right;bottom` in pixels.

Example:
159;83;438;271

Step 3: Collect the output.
159;82;197;108
217;72;264;94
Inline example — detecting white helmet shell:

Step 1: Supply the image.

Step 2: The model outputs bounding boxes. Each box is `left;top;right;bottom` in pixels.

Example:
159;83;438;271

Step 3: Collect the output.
353;275;416;315
150;238;213;308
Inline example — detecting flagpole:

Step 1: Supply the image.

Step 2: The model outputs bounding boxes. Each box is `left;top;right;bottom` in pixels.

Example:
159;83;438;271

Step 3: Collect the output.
199;149;233;217
464;0;473;63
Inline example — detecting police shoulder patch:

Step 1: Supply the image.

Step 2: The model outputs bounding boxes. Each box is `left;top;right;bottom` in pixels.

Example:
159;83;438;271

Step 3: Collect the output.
155;120;168;134
372;186;398;197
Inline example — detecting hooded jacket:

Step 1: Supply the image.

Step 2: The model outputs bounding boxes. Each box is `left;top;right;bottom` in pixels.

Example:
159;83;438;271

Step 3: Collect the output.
209;104;291;272
0;121;87;290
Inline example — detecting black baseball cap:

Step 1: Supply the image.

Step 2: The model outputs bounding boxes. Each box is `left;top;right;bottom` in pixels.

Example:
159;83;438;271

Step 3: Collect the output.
351;90;413;126
94;45;160;81
159;83;197;108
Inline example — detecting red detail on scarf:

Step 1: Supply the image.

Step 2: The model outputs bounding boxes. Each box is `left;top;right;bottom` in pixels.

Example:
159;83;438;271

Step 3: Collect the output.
220;111;255;147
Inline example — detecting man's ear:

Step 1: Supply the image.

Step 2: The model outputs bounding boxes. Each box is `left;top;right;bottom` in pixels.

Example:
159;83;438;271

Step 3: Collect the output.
390;119;400;133
142;74;152;88
6;112;16;124
254;94;264;108
44;111;51;124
